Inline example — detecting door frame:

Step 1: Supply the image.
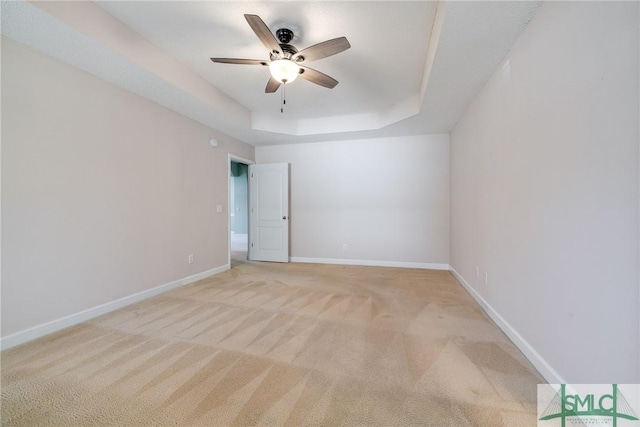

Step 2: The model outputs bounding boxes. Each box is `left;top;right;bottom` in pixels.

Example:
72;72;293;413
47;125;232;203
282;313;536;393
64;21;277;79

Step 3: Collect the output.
227;153;254;267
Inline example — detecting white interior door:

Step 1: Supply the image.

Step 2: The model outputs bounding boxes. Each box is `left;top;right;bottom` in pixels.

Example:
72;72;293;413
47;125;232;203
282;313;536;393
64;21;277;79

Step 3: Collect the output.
249;163;289;262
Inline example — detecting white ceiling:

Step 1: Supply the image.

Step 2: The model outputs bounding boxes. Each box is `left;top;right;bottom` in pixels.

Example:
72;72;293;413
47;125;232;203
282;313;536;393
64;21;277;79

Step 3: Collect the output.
1;1;541;146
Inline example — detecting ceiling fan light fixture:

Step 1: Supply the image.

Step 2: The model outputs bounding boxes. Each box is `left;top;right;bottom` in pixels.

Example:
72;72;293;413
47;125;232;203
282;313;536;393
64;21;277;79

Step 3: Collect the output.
269;59;299;84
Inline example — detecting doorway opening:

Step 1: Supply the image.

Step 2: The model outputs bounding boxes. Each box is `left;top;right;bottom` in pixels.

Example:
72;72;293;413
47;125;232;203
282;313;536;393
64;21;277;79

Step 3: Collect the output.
228;156;252;266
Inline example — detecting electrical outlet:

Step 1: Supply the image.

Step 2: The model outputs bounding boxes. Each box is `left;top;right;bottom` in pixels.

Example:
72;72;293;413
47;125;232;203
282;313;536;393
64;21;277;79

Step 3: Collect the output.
475;266;480;277
216;204;223;213
342;243;348;252
188;254;194;264
484;272;488;285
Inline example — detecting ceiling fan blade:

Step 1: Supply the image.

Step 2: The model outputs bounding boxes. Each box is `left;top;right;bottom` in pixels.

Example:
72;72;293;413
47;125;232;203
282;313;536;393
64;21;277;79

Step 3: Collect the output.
299;66;338;89
265;76;281;93
244;14;282;57
293;37;351;63
210;58;268;66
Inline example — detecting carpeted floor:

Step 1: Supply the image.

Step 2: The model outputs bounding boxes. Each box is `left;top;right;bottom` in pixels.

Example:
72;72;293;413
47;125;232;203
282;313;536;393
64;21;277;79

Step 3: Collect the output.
1;258;544;426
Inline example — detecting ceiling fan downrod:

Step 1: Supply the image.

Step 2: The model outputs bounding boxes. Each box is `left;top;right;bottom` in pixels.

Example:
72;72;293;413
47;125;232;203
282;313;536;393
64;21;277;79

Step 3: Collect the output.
275;28;298;60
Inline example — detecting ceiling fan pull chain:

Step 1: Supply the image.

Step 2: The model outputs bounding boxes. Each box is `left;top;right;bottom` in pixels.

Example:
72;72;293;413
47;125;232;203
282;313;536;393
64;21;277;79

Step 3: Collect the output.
281;84;285;113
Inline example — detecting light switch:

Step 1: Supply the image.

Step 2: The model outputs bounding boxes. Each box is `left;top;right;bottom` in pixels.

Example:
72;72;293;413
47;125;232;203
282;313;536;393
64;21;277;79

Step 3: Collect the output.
216;204;223;213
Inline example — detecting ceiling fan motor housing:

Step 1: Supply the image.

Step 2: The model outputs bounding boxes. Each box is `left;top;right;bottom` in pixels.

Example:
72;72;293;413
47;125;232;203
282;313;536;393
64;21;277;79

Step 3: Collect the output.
279;44;298;59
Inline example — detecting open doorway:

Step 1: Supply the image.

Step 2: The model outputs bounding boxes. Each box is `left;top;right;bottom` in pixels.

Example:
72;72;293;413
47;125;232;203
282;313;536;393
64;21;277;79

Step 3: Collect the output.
228;156;252;266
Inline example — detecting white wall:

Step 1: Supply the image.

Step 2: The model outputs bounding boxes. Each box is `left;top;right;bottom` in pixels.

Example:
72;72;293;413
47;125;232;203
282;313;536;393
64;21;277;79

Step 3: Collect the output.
256;135;449;268
1;37;254;342
450;2;639;383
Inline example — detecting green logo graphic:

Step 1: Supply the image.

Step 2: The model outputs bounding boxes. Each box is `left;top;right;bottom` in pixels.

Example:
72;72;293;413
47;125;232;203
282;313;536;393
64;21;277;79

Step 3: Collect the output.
539;384;639;427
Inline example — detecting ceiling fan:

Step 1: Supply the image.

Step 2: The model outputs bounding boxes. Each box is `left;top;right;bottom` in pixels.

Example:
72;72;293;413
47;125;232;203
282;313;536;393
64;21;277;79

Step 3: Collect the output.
211;14;351;94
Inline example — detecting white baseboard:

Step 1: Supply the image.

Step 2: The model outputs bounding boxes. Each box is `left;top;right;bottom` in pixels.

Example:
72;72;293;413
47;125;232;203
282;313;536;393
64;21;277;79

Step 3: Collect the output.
0;264;230;351
448;266;565;384
290;257;450;271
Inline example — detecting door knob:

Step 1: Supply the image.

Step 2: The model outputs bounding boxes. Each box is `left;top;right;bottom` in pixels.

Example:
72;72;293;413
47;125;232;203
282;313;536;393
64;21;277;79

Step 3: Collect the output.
283;216;287;220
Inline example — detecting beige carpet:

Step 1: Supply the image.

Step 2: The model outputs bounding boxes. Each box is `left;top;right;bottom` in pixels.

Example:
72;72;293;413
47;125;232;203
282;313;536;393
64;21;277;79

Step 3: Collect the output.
1;260;544;426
